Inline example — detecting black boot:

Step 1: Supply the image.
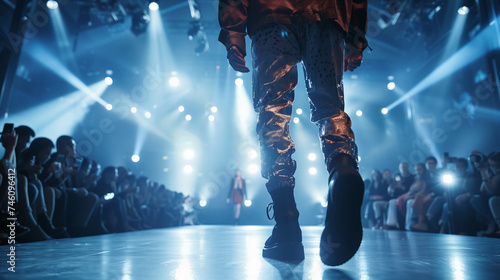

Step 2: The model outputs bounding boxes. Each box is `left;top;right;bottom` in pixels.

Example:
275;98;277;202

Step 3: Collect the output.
262;186;304;263
38;212;70;239
320;153;364;266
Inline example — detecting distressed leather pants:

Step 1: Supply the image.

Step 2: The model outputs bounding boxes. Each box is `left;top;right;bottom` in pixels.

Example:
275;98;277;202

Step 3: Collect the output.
251;21;358;192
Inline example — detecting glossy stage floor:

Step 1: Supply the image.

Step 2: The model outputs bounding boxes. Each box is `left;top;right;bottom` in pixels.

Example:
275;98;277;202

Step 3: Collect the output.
1;225;500;279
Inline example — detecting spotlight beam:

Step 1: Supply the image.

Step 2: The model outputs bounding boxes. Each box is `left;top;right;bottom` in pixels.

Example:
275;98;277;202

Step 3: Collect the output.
386;16;500;112
27;44;108;106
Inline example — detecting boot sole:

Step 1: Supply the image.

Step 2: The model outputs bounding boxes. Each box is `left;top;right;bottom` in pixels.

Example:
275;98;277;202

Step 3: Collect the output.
262;242;305;263
320;173;364;266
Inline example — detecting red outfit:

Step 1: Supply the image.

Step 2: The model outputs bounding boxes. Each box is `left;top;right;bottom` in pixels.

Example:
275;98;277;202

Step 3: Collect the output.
228;177;246;205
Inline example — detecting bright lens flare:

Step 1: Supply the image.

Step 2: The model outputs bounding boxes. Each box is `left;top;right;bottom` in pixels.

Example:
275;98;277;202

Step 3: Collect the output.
46;0;58;9
169;76;180;87
244;200;252;207
443;174;454;185
104;77;113;85
183;149;195;160
458;6;469;15
308;153;317;161
149;2;159;11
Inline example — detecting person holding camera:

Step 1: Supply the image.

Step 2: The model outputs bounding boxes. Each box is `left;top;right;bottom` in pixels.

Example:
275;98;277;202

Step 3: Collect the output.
469;151;500;236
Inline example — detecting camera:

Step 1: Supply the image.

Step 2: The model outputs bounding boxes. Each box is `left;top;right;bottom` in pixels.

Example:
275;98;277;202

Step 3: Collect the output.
469;153;487;164
0;123;14;143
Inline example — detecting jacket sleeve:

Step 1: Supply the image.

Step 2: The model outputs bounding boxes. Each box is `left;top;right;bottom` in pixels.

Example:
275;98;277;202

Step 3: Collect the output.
345;0;369;52
227;178;234;199
218;0;249;56
243;179;247;199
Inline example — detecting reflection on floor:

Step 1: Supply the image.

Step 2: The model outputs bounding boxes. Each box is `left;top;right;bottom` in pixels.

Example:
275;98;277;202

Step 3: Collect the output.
1;225;500;279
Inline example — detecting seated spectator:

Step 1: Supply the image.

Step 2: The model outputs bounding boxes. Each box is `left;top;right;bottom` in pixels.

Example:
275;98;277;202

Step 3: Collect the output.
410;157;444;232
436;158;478;234
0;129;33;241
372;169;393;229
39;136;98;236
90;166;136;232
120;174;144;229
19;138;69;239
13;125;35;159
363;170;389;228
384;162;415;229
471;151;500;236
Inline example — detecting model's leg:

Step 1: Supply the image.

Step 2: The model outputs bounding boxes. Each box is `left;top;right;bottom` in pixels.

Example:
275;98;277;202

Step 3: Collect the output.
302;23;357;170
234;204;241;225
301;20;364;266
373;200;388;228
489;196;500;233
251;24;303;262
405;198;416;231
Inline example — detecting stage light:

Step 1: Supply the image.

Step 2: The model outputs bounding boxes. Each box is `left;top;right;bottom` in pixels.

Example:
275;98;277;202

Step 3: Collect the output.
244;200;252;207
104;77;113;85
309;167;317;175
296;108;303;115
381;108;388;115
163;168;169;172
46;0;58;9
145;112;152;119
388;75;394;81
184;165;193;174
321;201;328;208
185;114;192;121
293;117;300;123
387;82;396;90
356;110;363;116
248;149;258;159
358;156;362;162
248;163;259;174
178;106;185;112
211;106;218;113
169;76;180;87
131;107;137;113
458;6;469;15
105;104;113;111
199;200;207;207
131;155;140;162
443;174;454;185
208;115;215;121
308;153;317;161
149;2;159;11
183;149;195;159
131;11;150;36
235;78;244;86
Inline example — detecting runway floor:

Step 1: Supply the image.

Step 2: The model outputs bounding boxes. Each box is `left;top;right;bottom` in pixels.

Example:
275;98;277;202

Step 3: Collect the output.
1;225;499;279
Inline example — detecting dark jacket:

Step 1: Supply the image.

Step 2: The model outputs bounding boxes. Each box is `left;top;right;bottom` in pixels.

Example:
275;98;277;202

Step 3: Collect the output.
227;177;247;200
218;0;368;56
